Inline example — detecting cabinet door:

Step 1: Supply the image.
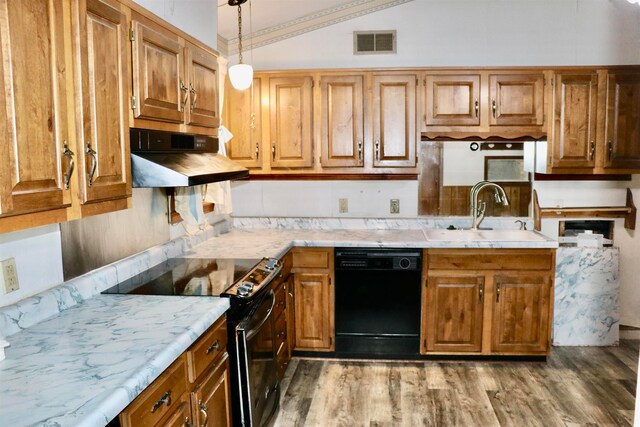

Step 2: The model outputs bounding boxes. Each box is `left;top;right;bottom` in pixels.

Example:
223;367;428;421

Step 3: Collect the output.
269;76;314;168
551;73;598;169
423;275;484;353
226;77;262;167
372;74;417;167
425;74;480;126
320;75;364;168
489;74;544;126
285;275;296;358
0;0;72;218
73;0;131;204
191;353;232;427
132;15;185;123
605;72;640;170
491;274;551;354
294;272;334;351
185;43;219;128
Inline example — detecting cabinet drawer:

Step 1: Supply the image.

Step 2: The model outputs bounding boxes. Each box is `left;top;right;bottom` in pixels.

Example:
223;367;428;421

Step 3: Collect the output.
273;283;287;317
274;311;287;351
427;250;553;271
187;317;228;383
292;249;331;269
120;356;187;427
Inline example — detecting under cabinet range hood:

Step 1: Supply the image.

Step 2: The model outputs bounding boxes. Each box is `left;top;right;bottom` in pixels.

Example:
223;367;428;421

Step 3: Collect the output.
130;128;249;187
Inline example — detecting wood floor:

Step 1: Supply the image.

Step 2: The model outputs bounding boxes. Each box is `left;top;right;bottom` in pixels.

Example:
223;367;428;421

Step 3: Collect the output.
273;340;639;427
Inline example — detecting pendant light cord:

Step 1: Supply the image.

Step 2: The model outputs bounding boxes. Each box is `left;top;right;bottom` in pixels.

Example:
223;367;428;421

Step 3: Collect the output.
237;4;243;64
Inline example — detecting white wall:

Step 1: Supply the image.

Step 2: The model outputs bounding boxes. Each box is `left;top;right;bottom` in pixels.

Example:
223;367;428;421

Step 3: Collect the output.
132;0;218;49
228;0;640;325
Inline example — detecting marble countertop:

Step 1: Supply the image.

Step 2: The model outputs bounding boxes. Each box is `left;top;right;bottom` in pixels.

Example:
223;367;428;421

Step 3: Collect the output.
183;228;557;259
0;294;229;426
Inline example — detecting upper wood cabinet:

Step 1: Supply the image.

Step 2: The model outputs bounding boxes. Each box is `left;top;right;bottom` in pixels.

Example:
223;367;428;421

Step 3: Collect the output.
489;73;544;126
550;72;598;169
226;78;262;167
320;75;365;168
0;0;72;221
73;0;131;207
604;71;640;170
425;74;481;126
269;76;314;168
372;74;418;168
131;15;185;124
185;42;219;128
130;14;219;131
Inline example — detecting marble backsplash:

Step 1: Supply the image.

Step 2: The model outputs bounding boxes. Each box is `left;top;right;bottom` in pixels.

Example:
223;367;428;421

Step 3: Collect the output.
232;216;534;230
0;220;231;339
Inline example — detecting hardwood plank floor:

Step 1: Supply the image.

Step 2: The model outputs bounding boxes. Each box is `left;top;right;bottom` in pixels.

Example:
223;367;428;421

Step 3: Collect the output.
274;340;639;427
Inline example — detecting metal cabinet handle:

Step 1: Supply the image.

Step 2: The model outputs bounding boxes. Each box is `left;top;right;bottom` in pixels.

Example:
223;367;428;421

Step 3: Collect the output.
375;140;380;161
479;283;484;302
199;400;209;426
62;142;74;190
492;99;497;118
589;142;595;160
608;141;613;160
277;331;285;338
358;140;363;161
180;80;189;112
183;417;193;427
86;144;97;187
189;83;197;112
474;99;479;117
255;142;260;159
271;143;276;160
150;390;171;413
496;283;501;302
205;339;220;355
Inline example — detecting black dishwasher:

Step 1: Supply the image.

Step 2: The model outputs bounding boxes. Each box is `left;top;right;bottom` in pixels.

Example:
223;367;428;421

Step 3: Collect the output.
334;248;422;358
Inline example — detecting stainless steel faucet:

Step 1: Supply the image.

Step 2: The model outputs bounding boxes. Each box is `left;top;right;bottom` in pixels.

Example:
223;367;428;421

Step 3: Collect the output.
469;181;510;230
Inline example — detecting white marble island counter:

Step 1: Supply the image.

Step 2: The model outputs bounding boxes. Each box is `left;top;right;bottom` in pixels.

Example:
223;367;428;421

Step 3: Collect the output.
0;294;229;426
183;228;557;259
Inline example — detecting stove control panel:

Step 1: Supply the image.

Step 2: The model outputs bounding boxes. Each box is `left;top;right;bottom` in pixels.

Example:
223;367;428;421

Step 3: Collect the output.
223;258;282;299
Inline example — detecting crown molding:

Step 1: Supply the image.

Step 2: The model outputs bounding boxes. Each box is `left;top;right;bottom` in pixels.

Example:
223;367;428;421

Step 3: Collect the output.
221;0;414;56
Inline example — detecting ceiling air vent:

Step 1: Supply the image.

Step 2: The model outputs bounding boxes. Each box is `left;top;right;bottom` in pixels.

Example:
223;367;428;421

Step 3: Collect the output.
354;31;396;55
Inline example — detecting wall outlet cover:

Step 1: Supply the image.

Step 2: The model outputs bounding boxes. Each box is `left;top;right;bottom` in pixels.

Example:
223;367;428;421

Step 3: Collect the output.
390;199;400;214
339;198;348;213
1;258;19;294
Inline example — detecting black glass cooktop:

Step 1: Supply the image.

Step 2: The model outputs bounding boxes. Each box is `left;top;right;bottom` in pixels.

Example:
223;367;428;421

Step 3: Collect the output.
102;258;262;297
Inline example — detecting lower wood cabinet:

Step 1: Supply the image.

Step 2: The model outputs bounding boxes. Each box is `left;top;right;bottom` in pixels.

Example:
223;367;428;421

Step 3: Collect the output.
422;249;555;356
291;248;335;352
119;316;231;426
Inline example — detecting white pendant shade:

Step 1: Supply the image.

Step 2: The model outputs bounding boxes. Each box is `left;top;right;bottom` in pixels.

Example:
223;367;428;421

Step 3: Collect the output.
229;63;253;90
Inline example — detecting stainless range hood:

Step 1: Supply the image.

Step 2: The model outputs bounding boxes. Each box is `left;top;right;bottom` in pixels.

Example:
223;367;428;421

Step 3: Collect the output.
130;128;249;187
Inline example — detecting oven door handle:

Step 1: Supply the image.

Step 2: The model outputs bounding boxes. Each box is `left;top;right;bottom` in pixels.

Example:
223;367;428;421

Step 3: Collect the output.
243;290;276;342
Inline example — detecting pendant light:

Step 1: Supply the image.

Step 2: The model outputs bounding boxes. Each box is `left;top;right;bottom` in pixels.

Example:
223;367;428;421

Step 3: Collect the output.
228;0;253;90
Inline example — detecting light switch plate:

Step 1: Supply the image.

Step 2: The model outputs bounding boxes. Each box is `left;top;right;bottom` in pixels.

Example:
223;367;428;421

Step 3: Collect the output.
390;199;400;214
0;258;19;294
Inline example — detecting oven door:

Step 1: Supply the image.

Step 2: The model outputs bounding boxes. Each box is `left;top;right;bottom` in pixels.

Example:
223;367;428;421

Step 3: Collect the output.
237;289;280;427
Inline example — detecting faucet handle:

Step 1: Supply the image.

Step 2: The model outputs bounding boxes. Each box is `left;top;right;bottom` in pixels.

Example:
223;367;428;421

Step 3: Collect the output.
476;201;487;223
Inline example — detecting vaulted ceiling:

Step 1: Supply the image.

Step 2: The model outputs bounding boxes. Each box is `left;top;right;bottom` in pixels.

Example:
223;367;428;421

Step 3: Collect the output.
216;0;413;56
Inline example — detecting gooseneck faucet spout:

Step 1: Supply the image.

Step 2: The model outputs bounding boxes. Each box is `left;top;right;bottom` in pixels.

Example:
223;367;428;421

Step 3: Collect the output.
469;181;510;230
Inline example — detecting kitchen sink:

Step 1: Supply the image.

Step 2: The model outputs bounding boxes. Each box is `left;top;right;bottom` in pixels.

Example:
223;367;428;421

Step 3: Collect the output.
425;229;549;242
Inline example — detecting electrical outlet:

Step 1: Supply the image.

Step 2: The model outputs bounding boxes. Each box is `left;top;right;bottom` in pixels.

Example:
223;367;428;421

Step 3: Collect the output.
1;258;19;294
338;198;348;213
390;199;400;214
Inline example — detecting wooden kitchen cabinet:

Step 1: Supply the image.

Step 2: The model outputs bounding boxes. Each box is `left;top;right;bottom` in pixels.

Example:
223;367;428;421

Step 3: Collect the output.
320;75;365;168
0;0;72;223
424;275;484;353
372;74;418;168
491;273;552;354
119;316;232;426
425;74;481;126
130;12;219;132
291;248;335;352
422;249;555;356
269;76;314;168
550;72;599;170
72;0;132;210
604;70;640;170
226;77;263;168
489;73;545;126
